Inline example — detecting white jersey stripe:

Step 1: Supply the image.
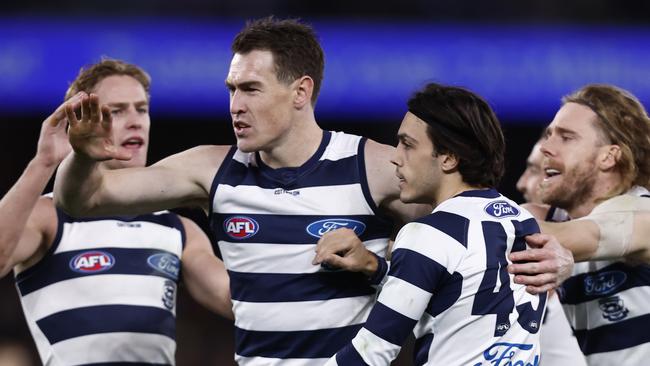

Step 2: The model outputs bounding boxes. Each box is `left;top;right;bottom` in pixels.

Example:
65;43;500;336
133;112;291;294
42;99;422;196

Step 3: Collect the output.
51;332;175;365
56;220;182;256
219;238;387;274
21;275;176;320
214;183;373;216
233;295;374;332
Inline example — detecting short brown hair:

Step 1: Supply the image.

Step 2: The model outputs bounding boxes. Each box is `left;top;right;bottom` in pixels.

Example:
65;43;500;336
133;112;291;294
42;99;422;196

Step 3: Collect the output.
231;17;325;105
563;84;650;194
407;83;506;188
65;58;151;101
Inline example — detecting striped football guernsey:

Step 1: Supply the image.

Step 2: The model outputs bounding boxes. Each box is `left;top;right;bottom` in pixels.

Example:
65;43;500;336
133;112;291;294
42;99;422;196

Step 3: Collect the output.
209;131;392;365
328;189;547;365
15;206;185;366
557;186;650;365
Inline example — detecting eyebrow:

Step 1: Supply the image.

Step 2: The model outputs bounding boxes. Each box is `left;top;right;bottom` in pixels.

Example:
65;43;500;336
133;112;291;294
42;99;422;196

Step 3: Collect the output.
105;100;149;108
225;80;263;90
397;132;417;145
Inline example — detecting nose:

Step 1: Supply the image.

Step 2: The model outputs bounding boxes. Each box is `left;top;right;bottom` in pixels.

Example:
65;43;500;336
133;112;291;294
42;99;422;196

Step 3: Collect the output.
125;107;144;130
230;90;246;117
390;147;402;167
516;171;528;194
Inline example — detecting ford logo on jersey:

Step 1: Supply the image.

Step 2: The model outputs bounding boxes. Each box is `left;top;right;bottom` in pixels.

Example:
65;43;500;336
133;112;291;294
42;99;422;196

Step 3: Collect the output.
69;251;115;274
147;253;180;280
482;342;538;366
484;201;520;218
584;270;627;296
306;219;366;238
224;216;259;239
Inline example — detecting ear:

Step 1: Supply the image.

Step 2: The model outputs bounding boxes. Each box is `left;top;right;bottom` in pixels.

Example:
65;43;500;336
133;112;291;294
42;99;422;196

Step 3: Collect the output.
293;76;314;109
440;153;460;173
599;144;621;171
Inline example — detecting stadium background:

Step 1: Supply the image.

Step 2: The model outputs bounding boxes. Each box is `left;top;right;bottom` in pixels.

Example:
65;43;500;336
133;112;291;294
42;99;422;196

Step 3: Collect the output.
1;1;649;364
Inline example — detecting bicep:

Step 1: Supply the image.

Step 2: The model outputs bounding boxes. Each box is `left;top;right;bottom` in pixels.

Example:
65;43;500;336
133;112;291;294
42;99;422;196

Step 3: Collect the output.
5;199;57;276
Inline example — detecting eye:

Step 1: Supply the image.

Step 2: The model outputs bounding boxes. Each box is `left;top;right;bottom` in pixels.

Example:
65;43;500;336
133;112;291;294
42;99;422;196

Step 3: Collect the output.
110;109;124;116
137;107;149;114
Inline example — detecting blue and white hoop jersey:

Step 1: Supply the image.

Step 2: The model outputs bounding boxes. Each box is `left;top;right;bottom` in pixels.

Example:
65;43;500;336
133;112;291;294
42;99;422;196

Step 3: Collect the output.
557;186;650;365
328;189;546;366
15;205;185;366
209;131;393;365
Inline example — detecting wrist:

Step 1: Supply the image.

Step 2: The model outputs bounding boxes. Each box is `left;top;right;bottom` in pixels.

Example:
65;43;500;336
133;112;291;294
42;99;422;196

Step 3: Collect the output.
367;252;388;285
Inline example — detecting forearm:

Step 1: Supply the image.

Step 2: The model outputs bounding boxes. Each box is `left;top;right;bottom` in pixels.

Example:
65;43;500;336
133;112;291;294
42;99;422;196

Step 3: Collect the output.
538;220;598;262
0;158;54;272
54;152;104;216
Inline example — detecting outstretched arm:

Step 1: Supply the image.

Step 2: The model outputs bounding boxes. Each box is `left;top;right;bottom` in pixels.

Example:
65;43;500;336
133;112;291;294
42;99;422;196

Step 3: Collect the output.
55;93;225;216
180;217;233;320
0;94;83;276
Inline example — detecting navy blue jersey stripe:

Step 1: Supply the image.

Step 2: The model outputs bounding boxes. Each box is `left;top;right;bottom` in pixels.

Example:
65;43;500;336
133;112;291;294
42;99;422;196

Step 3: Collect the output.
335;344;370;365
234;323;363;359
37;305;175;344
575;313;650;355
390;248;448;293
414;333;434;366
229;270;375;302
16;248;180;296
559;262;650;305
415;211;469;248
457;188;500;199
212;214;391;244
57;211;181;227
364;301;417;347
425;271;463;317
218;155;363;190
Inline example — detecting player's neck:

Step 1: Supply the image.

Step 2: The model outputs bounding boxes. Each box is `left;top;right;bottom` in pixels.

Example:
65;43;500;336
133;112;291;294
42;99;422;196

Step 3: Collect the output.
259;116;323;169
432;176;476;207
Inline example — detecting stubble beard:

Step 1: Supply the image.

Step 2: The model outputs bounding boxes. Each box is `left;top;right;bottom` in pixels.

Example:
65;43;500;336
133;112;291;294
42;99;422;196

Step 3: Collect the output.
541;160;598;215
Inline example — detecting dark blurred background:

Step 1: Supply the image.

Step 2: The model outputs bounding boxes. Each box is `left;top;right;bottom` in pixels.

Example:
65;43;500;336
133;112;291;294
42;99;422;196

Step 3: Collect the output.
1;1;650;365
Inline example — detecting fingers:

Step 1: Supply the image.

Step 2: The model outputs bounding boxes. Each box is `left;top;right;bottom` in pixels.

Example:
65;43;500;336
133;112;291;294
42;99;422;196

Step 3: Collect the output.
89;94;101;124
524;233;553;248
49;92;85;127
509;247;552;263
525;284;554;295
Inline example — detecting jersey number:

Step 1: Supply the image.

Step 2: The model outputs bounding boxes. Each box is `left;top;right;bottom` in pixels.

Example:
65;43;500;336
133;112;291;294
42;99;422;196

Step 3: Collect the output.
471;221;547;336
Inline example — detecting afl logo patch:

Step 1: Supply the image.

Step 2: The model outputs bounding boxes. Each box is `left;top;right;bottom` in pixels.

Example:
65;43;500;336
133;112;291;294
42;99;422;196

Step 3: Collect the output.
70;251;115;273
306;219;366;238
484;201;520;218
224;216;259;239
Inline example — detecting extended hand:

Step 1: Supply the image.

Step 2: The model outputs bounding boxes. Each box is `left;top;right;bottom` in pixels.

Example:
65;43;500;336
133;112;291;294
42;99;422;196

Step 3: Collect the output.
312;228;378;276
35;92;86;167
65;93;132;162
507;233;574;294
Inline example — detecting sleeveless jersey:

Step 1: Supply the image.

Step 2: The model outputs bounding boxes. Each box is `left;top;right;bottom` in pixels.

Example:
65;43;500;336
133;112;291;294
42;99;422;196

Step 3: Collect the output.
556;186;650;365
329;189;546;365
15;206;185;366
209;131;392;365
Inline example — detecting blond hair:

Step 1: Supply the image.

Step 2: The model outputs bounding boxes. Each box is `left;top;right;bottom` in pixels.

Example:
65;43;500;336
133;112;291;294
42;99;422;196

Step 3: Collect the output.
563;84;650;195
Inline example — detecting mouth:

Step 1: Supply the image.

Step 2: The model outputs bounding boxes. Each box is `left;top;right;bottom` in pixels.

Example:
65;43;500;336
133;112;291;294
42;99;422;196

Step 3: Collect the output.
121;137;145;150
543;168;561;182
233;121;251;135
